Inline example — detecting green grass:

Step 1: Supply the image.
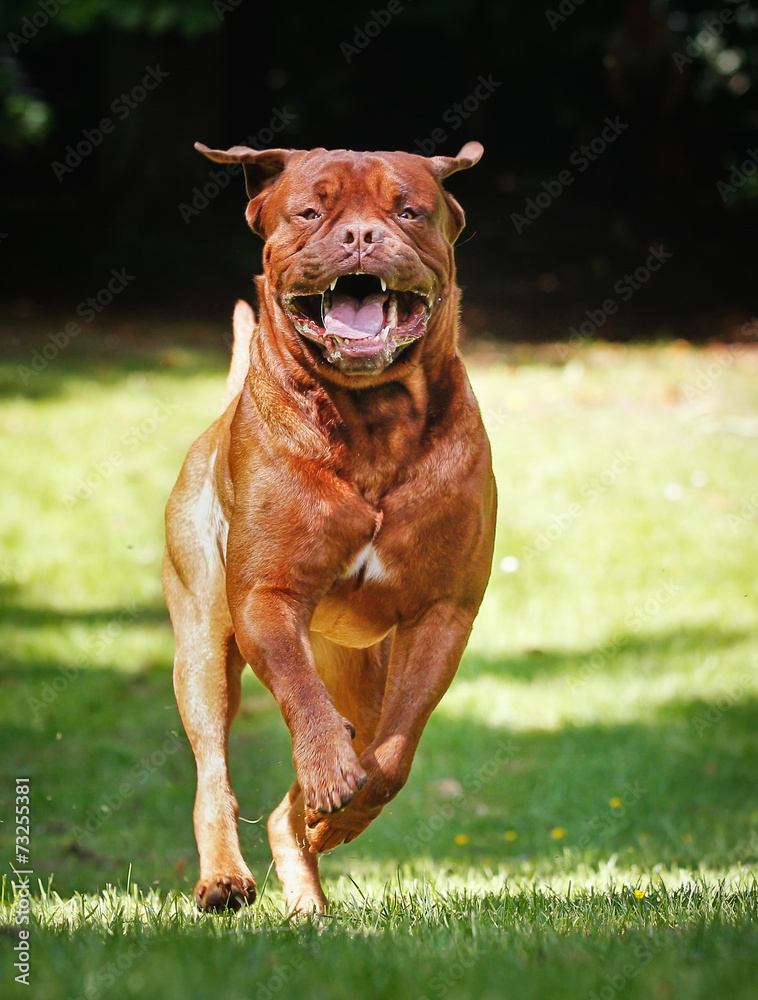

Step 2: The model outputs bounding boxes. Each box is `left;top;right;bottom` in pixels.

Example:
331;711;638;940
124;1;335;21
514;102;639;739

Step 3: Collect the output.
1;322;758;999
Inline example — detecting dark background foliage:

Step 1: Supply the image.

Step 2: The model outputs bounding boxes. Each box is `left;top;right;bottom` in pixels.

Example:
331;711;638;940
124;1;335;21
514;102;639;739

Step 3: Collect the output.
1;0;756;340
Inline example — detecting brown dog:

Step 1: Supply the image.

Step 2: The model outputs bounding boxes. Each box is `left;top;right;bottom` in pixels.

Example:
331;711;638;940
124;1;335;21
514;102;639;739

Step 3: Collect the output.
162;140;497;914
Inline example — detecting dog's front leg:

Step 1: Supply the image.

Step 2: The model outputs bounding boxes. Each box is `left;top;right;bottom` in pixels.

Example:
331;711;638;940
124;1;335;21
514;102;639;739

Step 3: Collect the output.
232;587;368;814
304;601;477;852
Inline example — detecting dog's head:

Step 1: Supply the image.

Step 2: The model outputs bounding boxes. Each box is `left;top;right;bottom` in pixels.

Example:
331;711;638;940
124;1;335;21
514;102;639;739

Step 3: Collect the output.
195;141;482;380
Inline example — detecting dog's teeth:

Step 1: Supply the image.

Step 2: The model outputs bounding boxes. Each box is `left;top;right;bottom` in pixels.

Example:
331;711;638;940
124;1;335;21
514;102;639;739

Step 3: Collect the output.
380;279;387;292
329;279;337;290
387;294;398;328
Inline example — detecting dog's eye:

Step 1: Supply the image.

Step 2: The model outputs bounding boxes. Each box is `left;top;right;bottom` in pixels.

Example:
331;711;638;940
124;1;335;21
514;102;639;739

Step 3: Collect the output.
399;208;419;220
298;208;321;221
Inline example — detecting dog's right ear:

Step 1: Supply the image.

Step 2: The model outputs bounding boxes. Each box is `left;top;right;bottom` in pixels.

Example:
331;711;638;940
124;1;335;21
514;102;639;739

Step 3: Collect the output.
194;142;292;235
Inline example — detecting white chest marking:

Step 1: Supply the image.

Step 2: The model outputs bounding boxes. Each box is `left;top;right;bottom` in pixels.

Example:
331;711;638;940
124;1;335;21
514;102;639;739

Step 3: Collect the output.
344;543;385;584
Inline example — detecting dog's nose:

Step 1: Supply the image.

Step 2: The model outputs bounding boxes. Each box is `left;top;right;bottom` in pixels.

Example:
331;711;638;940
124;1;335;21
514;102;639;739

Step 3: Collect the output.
340;224;385;246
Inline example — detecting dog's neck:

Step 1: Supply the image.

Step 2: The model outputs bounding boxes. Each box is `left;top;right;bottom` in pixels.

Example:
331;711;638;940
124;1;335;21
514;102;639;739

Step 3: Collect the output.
243;284;467;495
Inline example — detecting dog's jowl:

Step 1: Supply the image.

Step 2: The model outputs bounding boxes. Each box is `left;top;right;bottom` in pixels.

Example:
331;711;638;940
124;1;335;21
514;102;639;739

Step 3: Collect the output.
162;141;497;913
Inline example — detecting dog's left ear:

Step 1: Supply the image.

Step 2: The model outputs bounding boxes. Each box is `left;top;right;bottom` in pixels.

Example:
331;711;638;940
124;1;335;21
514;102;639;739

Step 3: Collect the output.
194;142;292;235
427;142;483;243
430;141;484;181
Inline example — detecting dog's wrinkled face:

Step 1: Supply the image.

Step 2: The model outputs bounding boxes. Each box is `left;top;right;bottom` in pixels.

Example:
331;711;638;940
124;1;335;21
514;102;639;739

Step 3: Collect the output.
195;143;483;376
265;151;454;376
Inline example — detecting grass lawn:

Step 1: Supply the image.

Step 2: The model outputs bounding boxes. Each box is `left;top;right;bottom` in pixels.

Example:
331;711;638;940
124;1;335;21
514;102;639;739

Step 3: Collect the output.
1;319;757;999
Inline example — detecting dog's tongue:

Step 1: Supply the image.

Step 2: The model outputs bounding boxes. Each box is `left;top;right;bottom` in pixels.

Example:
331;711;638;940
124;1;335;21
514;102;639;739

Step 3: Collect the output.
324;292;386;340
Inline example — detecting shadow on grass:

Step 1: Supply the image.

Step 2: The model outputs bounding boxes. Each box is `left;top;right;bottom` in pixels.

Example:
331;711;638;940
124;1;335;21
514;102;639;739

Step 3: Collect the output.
4;617;758;897
0;585;170;631
0;312;574;408
0;322;231;402
460;624;751;683
3;537;757;888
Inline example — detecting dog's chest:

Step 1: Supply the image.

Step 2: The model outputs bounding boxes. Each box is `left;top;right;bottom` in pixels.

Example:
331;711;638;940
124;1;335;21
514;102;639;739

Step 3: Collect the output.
310;540;396;647
341;542;386;587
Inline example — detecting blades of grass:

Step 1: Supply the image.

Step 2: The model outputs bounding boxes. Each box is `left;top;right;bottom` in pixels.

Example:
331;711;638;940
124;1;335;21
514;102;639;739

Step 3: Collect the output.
256;858;276;905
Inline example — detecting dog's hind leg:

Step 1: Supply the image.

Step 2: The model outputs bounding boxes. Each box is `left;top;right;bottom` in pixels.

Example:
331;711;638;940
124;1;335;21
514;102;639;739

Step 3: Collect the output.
163;438;256;911
166;559;256;910
268;781;326;914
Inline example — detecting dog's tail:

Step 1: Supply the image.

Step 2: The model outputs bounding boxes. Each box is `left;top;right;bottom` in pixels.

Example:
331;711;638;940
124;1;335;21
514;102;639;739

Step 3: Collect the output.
219;299;255;415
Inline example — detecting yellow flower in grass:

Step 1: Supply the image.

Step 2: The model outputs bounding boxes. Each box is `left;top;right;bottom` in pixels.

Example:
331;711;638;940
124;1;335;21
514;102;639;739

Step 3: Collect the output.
550;827;566;840
634;889;646;899
609;797;623;808
454;834;469;846
504;830;518;842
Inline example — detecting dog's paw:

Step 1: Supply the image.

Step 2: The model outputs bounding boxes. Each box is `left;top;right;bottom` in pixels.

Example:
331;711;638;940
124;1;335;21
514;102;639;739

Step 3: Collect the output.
299;754;367;814
304;802;380;853
293;720;367;815
194;873;256;912
286;889;328;916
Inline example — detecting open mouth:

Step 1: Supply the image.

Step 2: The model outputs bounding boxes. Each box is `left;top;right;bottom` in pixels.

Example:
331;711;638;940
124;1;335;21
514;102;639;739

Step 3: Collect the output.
283;273;432;374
